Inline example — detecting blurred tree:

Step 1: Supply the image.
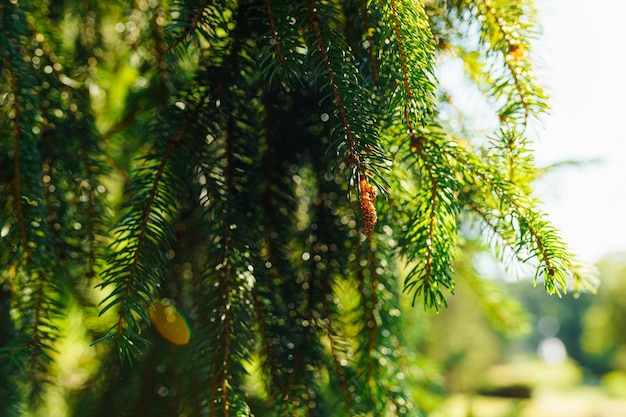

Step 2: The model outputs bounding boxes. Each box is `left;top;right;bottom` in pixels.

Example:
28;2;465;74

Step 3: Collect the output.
0;0;595;416
418;243;531;395
509;279;594;371
580;253;626;375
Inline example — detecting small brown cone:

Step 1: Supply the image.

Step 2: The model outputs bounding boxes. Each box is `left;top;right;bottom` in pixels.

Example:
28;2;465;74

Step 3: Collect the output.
359;178;377;236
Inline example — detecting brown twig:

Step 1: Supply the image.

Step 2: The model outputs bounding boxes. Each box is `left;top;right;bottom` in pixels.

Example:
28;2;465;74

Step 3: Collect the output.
308;0;359;167
357;0;379;85
164;0;212;53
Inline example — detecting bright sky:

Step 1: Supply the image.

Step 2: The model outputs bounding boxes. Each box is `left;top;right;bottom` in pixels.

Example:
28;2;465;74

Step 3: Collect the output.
533;0;626;264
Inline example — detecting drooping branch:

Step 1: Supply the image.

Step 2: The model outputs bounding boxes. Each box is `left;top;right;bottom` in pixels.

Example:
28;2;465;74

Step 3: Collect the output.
263;0;286;65
389;0;413;101
4;57;32;266
164;0;212;53
308;0;359;169
459;0;547;125
321;256;353;416
113;141;177;339
357;0;379;85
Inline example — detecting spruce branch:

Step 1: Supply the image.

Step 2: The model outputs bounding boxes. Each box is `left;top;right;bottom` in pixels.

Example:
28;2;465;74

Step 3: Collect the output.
258;1;304;86
357;0;380;85
350;233;419;415
446;138;576;293
96;107;197;361
164;0;212;53
0;6;63;385
352;239;384;410
476;0;536;122
250;282;283;400
378;0;438;125
212;261;236;416
458;0;548;124
192;170;255;417
389;0;415;102
320;259;353;416
306;0;387;234
307;0;359;168
489;125;535;190
117;144;175;335
397;127;460;309
4;57;32;265
355;260;376;380
263;0;286;66
378;2;456;305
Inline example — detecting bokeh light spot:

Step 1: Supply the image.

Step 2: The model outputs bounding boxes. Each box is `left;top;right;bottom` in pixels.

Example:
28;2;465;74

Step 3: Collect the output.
148;298;191;345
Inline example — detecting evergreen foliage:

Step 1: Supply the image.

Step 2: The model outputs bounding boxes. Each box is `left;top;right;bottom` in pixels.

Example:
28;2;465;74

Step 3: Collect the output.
0;0;595;416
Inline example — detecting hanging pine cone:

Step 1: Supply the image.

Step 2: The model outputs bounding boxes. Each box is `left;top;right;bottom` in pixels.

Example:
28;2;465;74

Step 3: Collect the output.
359;178;377;236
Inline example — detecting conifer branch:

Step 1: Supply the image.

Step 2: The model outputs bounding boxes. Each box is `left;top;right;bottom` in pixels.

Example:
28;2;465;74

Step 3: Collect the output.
282;279;313;403
494;125;535;190
258;1;303;85
1;35;62;404
197;244;254;416
28;271;51;366
381;3;449;300
186;145;235;245
191;199;254;416
357;0;379;85
389;0;413;101
474;196;565;292
263;0;286;65
403;128;457;307
308;0;359;169
486;187;562;286
379;0;437;124
83;162;99;281
216;263;234;417
412;133;438;294
97;97;207;358
425;180;439;294
356;243;377;385
307;1;387;235
354;238;384;395
191;200;255;415
164;0;212;53
4;58;32;265
253;93;298;400
449;142;572;292
321;261;353;416
114;142;177;340
251;283;282;393
474;0;531;123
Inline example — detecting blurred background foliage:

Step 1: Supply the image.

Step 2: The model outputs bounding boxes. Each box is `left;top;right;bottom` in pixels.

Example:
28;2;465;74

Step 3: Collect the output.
424;252;626;417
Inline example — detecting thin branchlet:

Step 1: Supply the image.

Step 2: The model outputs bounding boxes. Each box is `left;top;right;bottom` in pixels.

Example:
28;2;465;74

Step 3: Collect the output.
264;0;286;65
308;0;359;167
357;0;379;85
4;57;32;265
478;0;530;121
115;141;177;339
389;0;413;101
321;257;353;416
165;0;212;53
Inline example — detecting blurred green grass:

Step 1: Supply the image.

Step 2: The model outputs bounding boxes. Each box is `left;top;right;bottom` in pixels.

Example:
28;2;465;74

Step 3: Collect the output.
431;357;626;417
